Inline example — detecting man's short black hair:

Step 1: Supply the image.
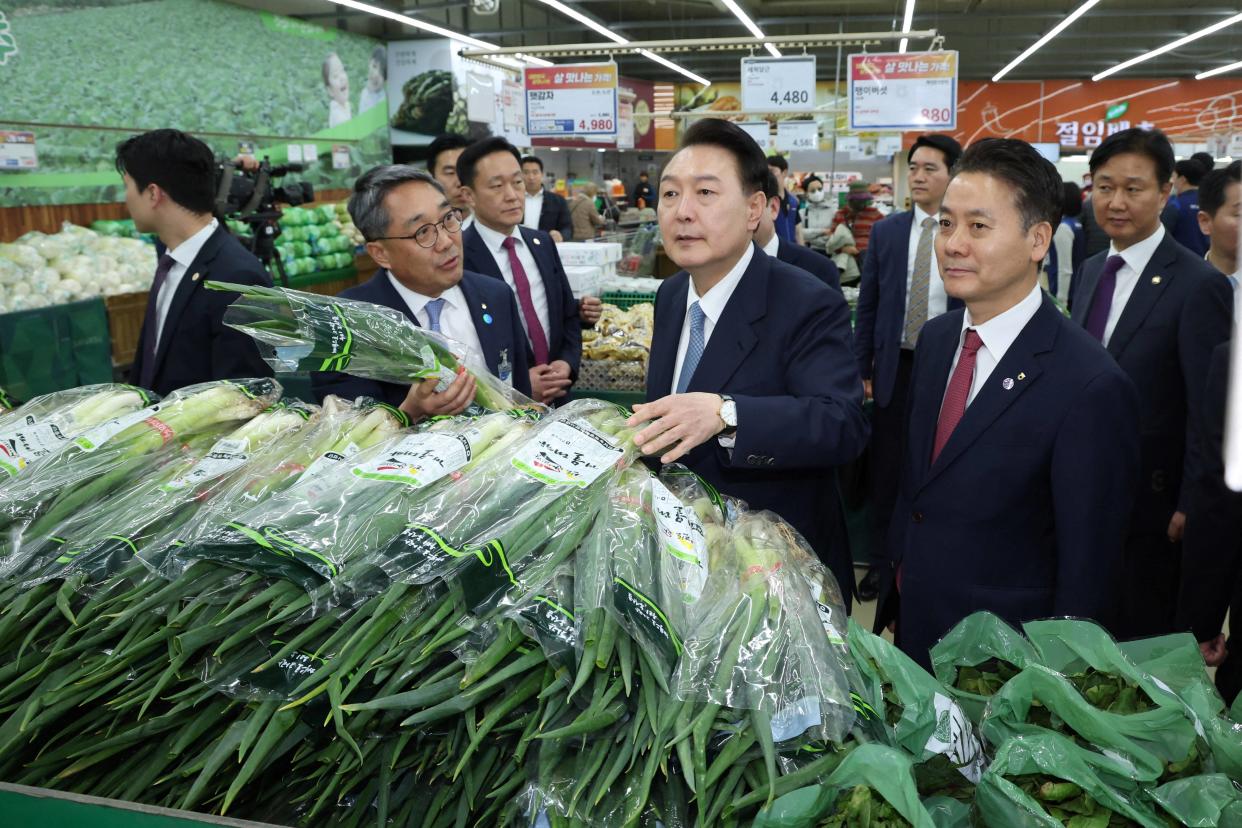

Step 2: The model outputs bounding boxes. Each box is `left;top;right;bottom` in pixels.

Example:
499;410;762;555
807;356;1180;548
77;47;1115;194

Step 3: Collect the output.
1175;158;1211;187
1191;151;1217;171
766;154;788;172
763;171;781;202
910;133;963;170
1199;160;1241;217
520;155;544;171
1089;127;1174;186
675;118;768;195
426;134;470;175
953;138;1063;231
115;129;216;215
1062;182;1083;219
456;136;522;189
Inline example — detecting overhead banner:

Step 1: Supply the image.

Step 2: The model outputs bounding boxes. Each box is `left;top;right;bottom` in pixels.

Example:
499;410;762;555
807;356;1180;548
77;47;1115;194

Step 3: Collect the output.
741;56;816;112
525;63;619;137
849;51;958;131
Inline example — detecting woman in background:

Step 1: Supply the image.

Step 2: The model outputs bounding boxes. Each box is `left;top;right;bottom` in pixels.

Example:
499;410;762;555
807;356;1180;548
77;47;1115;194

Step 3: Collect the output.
571;182;606;240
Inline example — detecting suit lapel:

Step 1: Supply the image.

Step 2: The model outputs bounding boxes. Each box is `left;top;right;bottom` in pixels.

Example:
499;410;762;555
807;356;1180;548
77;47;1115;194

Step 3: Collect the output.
520;226;561;337
687;246;765;393
919;298;1059;491
457;275;500;376
1105;235;1179;360
464;227;504;281
907;316;958;490
151;226;224;378
646;274;688;400
1071;253;1103;326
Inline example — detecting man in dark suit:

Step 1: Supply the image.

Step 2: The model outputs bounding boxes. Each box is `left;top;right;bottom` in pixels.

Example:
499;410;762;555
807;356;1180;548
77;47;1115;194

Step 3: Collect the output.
458;137;582;406
117;129;272;396
626;119;868;607
1198;160;1240;281
755;172;841;292
520;155;573;242
884;138;1141;669
311;166;530;416
1071;127;1233;639
854;133;963;607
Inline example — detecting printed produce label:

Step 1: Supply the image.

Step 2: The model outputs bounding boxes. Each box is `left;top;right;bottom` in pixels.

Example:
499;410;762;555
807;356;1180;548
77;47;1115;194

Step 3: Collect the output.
651;479;708;600
802;573;846;646
613;577;681;664
0;417;68;476
301;442;361;481
351;432;471;487
511;420;622;487
162;438;251;491
75;402;165;452
926;692;986;783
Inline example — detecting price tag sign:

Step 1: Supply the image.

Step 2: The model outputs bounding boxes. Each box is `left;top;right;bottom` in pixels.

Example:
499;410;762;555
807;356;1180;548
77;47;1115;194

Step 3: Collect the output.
849;51;958;131
738;121;772;152
775;120;818;152
836;135;861;154
0;131;38;169
742;56;816;112
525;63;618;137
876;134;903;156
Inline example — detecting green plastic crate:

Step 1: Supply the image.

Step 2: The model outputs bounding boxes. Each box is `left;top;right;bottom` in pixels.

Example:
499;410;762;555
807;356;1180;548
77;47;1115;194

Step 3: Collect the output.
0;298;113;400
600;291;656;310
0;783;291;828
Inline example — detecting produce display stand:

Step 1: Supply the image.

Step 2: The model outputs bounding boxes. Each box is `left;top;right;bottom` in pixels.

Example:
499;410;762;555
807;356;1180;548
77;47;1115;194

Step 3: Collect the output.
0;783;292;828
104;290;149;366
0;297;112;399
279;265;360;297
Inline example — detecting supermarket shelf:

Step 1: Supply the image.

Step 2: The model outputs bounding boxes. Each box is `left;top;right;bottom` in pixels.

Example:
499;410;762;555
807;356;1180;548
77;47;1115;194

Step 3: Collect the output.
0;783;292;828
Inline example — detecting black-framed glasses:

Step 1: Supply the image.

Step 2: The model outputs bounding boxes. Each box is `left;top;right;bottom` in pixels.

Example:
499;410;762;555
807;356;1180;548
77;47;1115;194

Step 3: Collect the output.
371;209;463;248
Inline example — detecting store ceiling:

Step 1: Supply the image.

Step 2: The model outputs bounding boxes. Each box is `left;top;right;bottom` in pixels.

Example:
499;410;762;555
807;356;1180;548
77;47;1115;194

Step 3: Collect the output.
229;0;1242;84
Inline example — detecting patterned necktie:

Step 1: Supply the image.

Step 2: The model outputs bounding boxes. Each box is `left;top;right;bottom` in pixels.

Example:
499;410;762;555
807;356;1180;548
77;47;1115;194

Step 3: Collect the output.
424;298;445;333
676;301;706;394
139;252;177;388
932;329;984;463
1084;254;1126;343
902;216;939;348
501;236;550;365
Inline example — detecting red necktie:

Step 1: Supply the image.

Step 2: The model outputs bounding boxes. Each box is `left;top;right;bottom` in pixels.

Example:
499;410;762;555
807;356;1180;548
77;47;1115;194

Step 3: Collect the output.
932;329;984;464
501;236;550;365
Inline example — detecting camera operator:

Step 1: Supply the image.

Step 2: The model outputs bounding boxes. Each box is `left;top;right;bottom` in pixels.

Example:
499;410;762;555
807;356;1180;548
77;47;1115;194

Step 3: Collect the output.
117;129;273;395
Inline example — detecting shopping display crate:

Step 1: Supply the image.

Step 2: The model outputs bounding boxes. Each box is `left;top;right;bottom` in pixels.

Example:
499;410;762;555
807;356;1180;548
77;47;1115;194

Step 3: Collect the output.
578;357;646;393
0;298;113;399
0;783;292;828
600;291;657;311
104;290;150;366
596;225;660;277
280;266;360;297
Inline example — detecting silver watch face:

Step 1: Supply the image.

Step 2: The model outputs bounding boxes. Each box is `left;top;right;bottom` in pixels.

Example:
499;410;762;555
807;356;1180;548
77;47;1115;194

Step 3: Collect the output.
721;400;738;427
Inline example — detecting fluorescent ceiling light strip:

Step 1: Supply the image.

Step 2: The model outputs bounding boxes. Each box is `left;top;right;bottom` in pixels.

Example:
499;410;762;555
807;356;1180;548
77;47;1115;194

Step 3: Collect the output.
719;0;779;55
1093;12;1242;81
324;0;494;50
764;43;781;58
993;0;1099;81
1197;58;1242;79
899;0;915;53
639;49;712;86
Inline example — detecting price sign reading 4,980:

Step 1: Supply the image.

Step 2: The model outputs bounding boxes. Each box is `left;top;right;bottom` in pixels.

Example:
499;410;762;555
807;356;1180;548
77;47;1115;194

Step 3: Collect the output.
525;63;619;137
848;51;959;131
741;56;817;113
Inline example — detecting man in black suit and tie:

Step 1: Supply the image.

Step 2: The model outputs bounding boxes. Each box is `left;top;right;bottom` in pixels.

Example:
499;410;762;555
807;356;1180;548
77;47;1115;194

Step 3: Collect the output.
117;129;272;396
755;172;841;292
520;155;573;242
886;138;1140;669
458;138;583;406
310;166;530;416
1071;128;1233;639
625;119;868;605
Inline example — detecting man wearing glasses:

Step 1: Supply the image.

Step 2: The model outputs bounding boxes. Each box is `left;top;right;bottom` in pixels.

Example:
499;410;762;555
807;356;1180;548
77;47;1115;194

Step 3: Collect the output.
311;165;531;420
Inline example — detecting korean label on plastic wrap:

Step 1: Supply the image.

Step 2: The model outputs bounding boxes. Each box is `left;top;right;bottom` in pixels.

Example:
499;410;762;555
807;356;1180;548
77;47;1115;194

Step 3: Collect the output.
0;417;68;476
351;432;472;488
770;694;823;742
802;573;846;647
162;438;251;491
301;442;361;481
74;402;165;451
651;479;709;600
511;420;622;487
926;692;986;782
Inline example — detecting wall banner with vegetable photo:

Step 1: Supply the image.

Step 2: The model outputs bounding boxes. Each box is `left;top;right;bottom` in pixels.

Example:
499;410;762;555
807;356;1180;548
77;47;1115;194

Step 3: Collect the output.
0;0;392;207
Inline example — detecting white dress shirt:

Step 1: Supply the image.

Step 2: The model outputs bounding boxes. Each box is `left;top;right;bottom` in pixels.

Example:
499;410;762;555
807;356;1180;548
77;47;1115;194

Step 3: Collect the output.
1050;222;1075;303
154;218;218;350
523;190;544;230
761;234;780;258
386;274;484;363
670;244;755;395
461;212;475;232
472;221;552;354
945;282;1044;407
1102;224;1165;346
902;205;949;334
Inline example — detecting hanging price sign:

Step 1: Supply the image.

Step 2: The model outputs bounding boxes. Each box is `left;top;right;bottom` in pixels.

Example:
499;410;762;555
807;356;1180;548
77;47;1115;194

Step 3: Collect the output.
525;63;618;136
849;51;958;131
738;121;772;152
741;56;816;112
775;120;818;152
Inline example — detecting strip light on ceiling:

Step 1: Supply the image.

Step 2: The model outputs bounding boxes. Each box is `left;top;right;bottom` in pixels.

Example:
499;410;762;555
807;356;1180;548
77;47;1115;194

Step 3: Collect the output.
717;0;781;57
1093;11;1242;81
898;0;916;53
1197;58;1242;80
992;0;1099;81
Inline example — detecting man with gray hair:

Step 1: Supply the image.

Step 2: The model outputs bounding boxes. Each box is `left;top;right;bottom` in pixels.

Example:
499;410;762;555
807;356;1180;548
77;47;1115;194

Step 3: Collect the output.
311;165;532;418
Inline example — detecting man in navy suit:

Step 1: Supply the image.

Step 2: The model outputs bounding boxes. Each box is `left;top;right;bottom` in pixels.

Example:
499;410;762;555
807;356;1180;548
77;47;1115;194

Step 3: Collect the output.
118;129;272;396
311;166;531;418
520;155;573;242
1071;128;1233;639
626;119;868;606
755;172;841;292
458;137;583;406
885;138;1141;669
854;133;963;607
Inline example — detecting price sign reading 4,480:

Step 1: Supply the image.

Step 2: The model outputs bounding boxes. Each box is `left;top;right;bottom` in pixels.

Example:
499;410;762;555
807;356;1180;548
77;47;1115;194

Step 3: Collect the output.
742;56;817;113
525;63;619;137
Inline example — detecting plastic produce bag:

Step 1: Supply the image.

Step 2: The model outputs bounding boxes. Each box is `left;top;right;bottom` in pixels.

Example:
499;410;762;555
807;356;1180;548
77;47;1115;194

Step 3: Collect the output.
1149;773;1242;827
209;280;540;415
975;730;1168;828
930;611;1041;724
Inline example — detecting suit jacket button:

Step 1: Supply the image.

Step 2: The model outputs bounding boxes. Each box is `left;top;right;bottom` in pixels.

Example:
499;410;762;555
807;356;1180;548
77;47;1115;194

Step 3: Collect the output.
912;511;923;523
1151;471;1166;493
765;457;775;466
747;454;759;465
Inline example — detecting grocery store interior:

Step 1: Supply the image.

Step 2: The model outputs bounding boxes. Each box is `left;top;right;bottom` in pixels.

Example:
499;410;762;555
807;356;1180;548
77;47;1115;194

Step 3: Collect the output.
1;0;1242;825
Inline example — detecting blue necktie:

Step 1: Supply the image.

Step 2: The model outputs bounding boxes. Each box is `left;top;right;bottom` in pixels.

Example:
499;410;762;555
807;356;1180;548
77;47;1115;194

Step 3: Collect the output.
424;298;445;333
676;301;706;394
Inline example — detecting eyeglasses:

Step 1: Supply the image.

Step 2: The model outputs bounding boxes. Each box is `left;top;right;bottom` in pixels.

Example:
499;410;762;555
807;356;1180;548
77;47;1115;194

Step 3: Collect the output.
370;209;463;248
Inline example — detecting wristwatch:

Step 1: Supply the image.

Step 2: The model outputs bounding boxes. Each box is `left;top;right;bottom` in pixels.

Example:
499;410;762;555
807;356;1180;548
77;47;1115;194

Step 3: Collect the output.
719;395;738;437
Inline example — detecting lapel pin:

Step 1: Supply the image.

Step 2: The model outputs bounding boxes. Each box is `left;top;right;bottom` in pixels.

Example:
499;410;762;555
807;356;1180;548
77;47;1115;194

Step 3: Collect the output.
482;313;494;325
1017;372;1026;381
481;302;489;310
1152;276;1162;285
190;272;201;282
1002;377;1015;390
532;238;541;246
